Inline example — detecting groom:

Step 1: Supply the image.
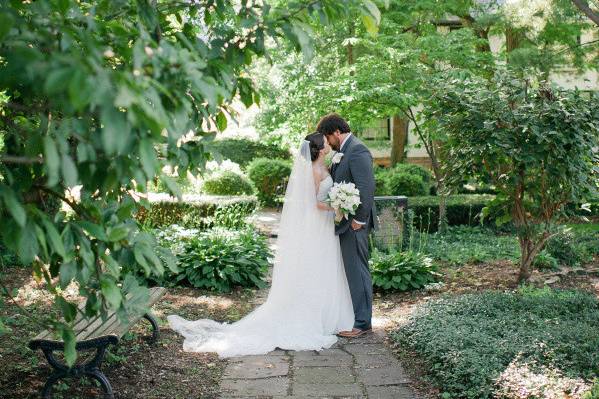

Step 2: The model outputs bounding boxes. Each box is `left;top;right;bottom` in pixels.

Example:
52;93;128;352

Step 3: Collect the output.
317;113;377;338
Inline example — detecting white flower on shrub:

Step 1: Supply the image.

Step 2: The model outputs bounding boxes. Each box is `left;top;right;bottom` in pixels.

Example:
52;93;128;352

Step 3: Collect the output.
327;182;361;222
205;159;242;176
495;358;592;399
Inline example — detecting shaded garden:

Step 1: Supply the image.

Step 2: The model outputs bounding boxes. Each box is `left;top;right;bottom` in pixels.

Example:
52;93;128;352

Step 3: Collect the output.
1;0;599;398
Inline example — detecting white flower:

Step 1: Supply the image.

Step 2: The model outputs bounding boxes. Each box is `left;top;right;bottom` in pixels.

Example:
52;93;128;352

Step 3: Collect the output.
326;182;361;222
331;152;344;164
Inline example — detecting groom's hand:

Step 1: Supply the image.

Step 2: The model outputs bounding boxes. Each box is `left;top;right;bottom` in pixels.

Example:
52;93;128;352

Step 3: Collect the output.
351;220;363;231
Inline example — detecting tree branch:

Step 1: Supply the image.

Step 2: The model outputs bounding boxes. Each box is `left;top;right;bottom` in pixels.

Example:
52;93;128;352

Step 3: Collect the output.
0;155;44;164
572;0;599;27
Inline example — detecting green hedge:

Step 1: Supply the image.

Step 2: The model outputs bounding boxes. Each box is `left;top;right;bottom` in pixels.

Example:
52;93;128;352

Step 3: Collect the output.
136;195;257;229
202;171;254;196
408;194;495;231
207;138;291;167
375;163;434;196
393;288;599;399
247;158;292;207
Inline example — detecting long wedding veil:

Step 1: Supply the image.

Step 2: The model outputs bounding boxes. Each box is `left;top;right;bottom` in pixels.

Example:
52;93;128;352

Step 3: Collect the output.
269;140;319;296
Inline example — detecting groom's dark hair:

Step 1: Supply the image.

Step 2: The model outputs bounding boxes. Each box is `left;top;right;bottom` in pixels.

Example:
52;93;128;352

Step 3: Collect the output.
316;113;351;135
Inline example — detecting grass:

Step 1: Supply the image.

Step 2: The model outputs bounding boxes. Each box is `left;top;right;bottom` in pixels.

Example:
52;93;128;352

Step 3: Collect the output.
413;226;520;266
409;224;597;268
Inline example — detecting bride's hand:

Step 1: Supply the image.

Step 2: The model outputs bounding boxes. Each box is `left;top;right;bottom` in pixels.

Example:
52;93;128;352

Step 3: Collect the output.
316;202;334;212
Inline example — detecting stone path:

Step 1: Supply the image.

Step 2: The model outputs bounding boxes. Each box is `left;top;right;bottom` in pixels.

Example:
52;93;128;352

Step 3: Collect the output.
218;330;417;398
225;209;418;398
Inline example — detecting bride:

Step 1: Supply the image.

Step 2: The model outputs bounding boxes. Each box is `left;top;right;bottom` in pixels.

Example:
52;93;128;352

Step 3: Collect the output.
167;132;354;357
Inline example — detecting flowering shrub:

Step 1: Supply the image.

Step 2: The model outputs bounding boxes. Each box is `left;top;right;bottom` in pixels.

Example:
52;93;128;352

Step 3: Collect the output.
205;159;243;176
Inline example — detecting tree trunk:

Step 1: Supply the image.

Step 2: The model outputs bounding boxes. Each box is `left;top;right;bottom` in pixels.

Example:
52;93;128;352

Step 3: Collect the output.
571;0;599;27
518;237;535;283
505;27;524;63
347;21;355;67
437;181;448;234
391;115;408;166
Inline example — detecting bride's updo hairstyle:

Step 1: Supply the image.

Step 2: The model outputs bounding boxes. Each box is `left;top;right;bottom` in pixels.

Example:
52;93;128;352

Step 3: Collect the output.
304;132;325;162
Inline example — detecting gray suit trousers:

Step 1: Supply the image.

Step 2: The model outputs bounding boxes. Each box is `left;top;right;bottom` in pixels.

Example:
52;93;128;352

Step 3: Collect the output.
339;226;372;330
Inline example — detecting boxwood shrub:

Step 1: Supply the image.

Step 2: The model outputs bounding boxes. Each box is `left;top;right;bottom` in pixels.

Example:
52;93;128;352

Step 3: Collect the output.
208;138;291;167
135;195;257;229
392;287;599;399
247;158;292;207
202;171;254;196
409;194;495;231
375;163;434;196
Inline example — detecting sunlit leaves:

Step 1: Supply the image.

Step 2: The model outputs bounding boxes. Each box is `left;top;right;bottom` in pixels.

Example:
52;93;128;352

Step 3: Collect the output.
0;0;378;366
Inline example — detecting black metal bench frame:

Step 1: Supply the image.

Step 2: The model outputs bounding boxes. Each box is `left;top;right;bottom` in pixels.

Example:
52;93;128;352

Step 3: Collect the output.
29;313;159;399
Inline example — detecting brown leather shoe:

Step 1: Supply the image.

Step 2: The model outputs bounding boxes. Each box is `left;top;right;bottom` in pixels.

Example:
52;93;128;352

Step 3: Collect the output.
336;328;372;338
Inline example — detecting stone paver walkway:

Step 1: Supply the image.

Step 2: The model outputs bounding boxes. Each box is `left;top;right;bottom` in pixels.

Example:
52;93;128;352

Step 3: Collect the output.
218;329;417;398
228;209;418;398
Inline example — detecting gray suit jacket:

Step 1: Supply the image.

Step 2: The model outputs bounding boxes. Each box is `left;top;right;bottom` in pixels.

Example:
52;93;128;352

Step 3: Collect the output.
331;135;377;235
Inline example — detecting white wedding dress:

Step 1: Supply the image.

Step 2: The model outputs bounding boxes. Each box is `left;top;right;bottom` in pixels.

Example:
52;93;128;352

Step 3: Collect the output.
167;141;354;358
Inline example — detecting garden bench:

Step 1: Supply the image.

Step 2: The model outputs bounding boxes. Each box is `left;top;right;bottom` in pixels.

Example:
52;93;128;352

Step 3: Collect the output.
29;287;166;399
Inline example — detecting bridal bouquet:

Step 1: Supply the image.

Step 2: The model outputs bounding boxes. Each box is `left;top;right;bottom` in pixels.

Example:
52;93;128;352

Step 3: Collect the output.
327;182;361;223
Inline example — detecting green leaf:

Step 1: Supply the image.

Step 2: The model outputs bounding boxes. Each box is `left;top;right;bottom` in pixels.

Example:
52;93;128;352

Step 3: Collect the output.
216;111;227;131
101;254;121;278
61;153;78;187
59;262;77;289
134;244;151;275
76;221;108;241
43;136;60;186
361;15;378;36
139;138;158;179
62;328;77;367
56;0;70;13
69;69;92;111
42;219;66;258
44;68;72;95
2;189;26;227
0;12;14;41
18;224;38;264
58;297;77;322
100;276;122;308
107;226;129;242
291;23;313;62
362;0;381;24
101;107;127;155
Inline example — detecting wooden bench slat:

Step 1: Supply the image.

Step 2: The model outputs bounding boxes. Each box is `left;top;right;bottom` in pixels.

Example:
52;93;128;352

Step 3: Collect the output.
85;288;166;340
32;287;166;343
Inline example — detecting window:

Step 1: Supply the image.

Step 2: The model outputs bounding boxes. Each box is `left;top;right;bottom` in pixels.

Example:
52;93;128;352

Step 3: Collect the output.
361;118;390;141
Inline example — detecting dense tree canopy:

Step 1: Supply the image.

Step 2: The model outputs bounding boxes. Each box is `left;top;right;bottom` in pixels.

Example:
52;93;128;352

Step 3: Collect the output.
0;0;380;364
